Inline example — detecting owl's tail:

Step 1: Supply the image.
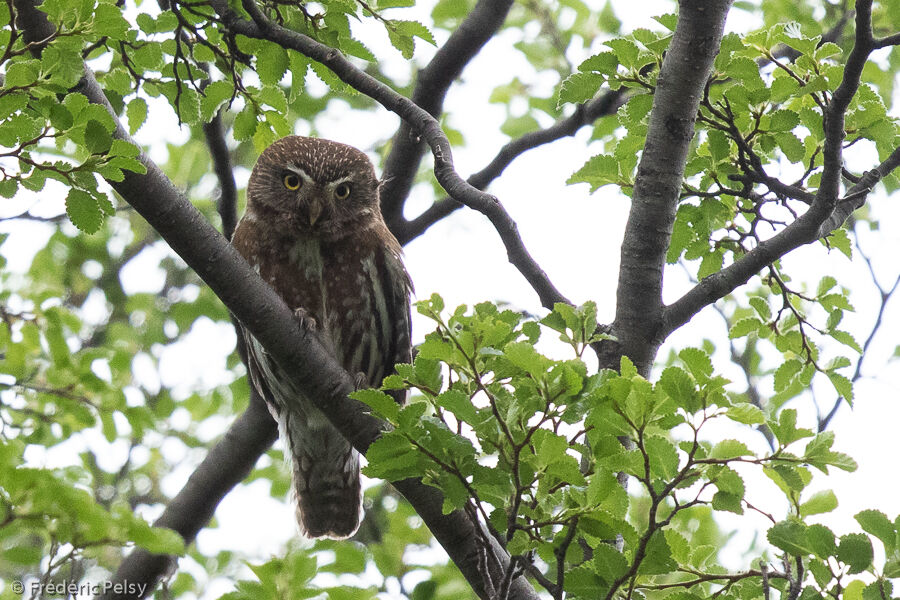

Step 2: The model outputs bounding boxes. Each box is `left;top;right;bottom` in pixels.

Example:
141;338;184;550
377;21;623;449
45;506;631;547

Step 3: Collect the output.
282;409;363;539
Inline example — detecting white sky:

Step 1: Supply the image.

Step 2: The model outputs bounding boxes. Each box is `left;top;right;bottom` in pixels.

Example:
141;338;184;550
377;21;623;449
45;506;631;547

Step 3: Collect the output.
1;0;900;596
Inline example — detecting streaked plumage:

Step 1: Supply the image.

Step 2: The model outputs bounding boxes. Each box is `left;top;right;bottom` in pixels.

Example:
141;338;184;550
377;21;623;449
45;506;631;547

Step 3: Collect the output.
232;136;411;539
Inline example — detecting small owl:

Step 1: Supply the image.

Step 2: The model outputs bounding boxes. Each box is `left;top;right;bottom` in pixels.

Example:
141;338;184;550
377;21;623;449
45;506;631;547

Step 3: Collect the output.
232;136;412;539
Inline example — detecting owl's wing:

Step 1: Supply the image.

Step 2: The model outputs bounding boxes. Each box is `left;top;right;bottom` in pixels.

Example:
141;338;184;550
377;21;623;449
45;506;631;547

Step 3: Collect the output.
241;327;283;421
379;244;413;405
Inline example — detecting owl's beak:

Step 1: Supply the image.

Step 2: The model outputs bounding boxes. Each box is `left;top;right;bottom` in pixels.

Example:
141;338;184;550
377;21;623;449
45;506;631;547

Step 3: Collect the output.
307;198;324;226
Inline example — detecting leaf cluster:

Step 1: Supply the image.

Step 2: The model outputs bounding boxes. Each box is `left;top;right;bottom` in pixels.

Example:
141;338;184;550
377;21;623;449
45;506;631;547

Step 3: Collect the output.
352;295;886;600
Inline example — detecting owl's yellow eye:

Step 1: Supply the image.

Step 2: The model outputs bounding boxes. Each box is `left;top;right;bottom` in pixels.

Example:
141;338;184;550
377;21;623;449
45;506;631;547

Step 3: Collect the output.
282;173;301;191
334;183;351;200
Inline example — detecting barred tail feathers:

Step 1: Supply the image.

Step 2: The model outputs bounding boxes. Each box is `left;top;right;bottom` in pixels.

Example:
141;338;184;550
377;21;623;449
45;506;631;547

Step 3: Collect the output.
280;407;362;539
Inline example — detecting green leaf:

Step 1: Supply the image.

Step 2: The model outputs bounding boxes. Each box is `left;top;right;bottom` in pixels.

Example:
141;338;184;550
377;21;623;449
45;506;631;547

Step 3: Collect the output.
769;109;800;131
638;529;677;574
807;524;838;559
128;521;187;555
126;97;148;135
829;330;862;353
678;348;713;381
504;341;550;377
658;366;698;412
826;372;854;404
256;42;289;86
748;296;771;320
351;388;399;421
837;533;874;574
768;520;814;556
854;510;896;554
825;227;852;258
725;402;765;425
592;543;628;582
710;439;752;459
65;188;104;233
800;490;838;517
233;106;258;141
729;317;762;339
558;72;604;107
84;119;113;154
387;20;435;59
605;38;639;70
568;153;620;192
644;436;679;480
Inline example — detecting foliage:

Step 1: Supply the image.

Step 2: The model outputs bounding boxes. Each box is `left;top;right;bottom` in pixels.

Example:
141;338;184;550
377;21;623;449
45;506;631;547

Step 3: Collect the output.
0;0;899;599
354;296;897;599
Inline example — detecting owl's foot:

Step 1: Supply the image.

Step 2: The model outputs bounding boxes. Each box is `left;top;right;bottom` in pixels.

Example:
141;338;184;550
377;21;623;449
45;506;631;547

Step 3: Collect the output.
293;307;317;331
353;372;369;390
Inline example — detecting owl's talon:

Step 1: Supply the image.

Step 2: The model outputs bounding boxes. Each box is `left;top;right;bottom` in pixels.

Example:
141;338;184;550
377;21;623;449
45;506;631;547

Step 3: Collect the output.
353;372;368;390
293;307;317;331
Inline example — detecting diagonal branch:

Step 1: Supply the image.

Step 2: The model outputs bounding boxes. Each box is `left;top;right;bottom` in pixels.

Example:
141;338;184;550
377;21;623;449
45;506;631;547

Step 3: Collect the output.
16;3;539;599
662;0;897;338
209;0;570;309
395;89;627;245
99;392;278;600
379;0;514;228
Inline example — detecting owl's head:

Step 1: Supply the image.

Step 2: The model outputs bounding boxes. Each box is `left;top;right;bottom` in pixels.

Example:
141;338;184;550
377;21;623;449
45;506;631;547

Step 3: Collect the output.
246;136;381;239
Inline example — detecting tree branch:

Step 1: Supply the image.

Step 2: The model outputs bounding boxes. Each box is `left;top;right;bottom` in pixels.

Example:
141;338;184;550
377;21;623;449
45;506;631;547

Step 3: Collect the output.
395;90;627;245
662;0;897;338
596;0;734;374
203;110;239;240
16;3;540;598
209;0;569;310
99;392;278;600
380;0;514;228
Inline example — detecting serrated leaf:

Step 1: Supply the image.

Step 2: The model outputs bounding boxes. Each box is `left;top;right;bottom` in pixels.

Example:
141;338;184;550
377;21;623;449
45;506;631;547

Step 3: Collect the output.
768;520;814;556
855;510;896;554
351;388;399;421
65;188;103;233
126;97;148;135
679;348;713;380
830;330;862;353
769;109;800;131
605;38;639;70
726;402;764;425
256;42;289;86
800;490;838;517
710;439;752;459
807;524;838;558
774;359;802;392
748;296;771;320
558;72;604;107
387;20;435;59
825;372;853;405
658;366;698;412
567;153;620;191
826;227;852;258
729;317;762;339
233;106;258;141
838;533;874;574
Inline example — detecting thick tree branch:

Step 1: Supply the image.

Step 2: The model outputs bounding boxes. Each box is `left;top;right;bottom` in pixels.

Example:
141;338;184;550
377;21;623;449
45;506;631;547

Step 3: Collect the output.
380;0;514;228
596;0;734;374
662;0;897;338
396;90;627;245
99;392;278;600
208;0;568;310
16;3;539;598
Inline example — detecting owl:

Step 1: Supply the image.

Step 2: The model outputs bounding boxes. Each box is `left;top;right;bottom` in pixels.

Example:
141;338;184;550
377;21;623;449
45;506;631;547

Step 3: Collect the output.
232;136;412;539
